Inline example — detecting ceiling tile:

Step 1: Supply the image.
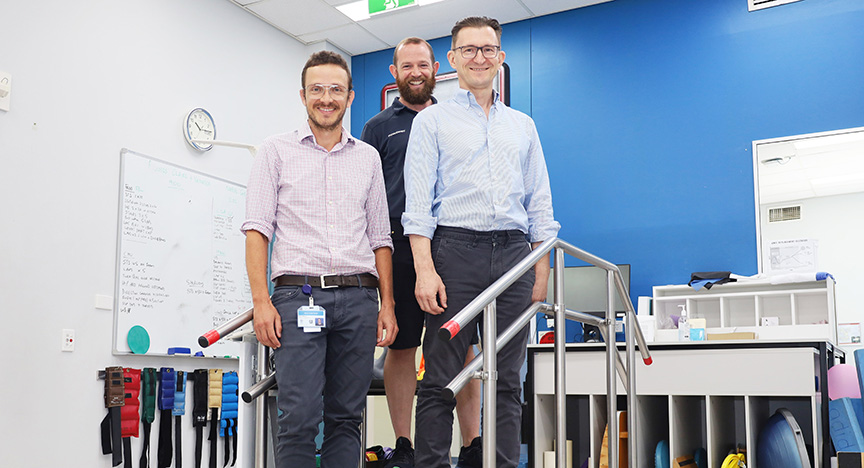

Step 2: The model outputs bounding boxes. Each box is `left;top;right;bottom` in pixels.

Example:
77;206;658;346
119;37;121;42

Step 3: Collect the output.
520;0;613;17
246;0;353;37
299;23;390;56
241;0;617;55
358;0;532;46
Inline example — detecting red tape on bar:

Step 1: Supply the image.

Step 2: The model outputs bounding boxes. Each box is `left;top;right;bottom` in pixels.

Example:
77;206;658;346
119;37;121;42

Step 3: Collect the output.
644;356;653;365
441;321;461;340
200;330;221;347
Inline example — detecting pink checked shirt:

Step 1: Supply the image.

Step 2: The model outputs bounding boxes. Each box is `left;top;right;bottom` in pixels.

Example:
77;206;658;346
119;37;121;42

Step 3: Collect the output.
241;122;393;280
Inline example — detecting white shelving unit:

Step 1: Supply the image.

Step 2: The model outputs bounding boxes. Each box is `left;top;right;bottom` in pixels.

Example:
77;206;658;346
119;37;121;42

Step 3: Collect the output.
527;341;842;468
651;278;837;343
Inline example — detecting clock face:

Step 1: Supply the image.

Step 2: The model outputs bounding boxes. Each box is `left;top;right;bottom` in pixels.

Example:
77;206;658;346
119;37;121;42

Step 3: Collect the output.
185;108;216;151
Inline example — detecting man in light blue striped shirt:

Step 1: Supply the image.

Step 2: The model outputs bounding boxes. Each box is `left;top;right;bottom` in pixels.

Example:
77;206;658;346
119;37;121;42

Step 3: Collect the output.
402;16;560;468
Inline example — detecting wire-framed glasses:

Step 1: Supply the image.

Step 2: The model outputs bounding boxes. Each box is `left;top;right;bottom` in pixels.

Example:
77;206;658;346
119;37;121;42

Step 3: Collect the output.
304;84;348;98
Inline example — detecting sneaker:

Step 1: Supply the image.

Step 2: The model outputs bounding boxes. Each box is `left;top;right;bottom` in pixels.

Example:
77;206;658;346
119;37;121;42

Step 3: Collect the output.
457;436;482;468
384;436;415;468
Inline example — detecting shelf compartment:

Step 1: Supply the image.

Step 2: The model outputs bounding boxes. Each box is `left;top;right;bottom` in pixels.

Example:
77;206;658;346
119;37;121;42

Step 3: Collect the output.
726;296;756;327
707;395;746;468
636;395;669;468
759;294;793;325
690;298;722;328
796;292;830;325
589;394;627;468
670;396;707;465
568;395;592;467
747;396;816;468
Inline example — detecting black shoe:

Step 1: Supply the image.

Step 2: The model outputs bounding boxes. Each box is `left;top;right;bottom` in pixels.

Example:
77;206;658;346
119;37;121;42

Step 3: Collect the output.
457;436;482;468
384;437;415;468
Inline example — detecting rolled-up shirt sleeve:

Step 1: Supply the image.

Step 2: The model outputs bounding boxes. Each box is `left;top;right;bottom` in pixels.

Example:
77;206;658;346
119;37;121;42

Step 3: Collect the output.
522;120;561;243
240;139;279;240
365;153;394;253
401;111;439;239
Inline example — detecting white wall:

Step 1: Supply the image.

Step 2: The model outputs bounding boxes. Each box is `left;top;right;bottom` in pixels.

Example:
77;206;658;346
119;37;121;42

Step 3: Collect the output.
761;192;864;359
0;1;342;466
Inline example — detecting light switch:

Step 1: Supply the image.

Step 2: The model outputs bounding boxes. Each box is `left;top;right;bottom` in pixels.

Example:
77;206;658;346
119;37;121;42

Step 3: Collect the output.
95;294;113;310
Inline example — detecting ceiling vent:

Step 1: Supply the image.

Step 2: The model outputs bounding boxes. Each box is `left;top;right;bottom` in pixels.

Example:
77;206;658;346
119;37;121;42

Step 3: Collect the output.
749;0;804;11
769;205;802;222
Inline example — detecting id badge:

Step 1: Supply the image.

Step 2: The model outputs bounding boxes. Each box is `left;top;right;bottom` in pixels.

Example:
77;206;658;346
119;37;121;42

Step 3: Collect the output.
297;305;326;333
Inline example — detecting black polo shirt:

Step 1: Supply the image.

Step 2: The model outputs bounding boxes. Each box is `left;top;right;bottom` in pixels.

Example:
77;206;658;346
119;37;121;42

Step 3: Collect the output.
360;96;437;226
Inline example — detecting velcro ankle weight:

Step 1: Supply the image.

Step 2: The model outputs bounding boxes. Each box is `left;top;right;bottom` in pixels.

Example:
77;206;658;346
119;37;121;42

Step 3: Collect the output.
122;368;141;438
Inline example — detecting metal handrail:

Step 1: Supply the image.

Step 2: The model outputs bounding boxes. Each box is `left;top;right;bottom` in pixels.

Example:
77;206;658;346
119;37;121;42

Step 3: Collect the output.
197;236;654;468
199;307;253;348
438;238;652;468
443;303;630;402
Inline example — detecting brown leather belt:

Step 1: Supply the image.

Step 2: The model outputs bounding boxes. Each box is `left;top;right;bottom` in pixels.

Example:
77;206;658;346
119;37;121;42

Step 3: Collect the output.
274;274;378;289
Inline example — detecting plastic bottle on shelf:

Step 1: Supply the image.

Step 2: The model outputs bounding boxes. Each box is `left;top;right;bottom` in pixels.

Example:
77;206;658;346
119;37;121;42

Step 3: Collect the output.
677;304;690;341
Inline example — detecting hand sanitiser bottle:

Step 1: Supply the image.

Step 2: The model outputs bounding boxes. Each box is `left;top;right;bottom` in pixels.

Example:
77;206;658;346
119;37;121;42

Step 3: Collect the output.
677;304;690;341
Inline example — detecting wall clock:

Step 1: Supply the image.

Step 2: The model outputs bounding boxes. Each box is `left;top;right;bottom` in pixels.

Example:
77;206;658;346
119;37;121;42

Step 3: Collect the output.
184;107;216;151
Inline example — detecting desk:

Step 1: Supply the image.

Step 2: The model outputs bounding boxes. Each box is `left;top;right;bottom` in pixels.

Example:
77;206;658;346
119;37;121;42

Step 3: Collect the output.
526;340;842;468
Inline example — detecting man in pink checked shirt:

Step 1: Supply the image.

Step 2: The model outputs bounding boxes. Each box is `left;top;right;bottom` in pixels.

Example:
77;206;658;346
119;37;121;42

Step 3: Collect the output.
241;50;398;468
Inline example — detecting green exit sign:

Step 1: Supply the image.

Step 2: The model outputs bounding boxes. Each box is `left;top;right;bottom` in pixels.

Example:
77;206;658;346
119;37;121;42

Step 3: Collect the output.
368;0;415;15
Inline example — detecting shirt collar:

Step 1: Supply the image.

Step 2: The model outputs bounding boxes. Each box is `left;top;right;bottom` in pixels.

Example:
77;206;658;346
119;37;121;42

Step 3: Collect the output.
453;88;501;111
297;119;354;150
392;95;438;114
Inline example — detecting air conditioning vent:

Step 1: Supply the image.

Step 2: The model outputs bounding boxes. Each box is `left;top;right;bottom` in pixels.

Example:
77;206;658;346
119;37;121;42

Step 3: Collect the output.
749;0;803;11
769;206;801;222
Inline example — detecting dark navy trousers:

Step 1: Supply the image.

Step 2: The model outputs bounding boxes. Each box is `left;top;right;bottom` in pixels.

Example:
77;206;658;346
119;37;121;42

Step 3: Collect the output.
414;226;535;468
271;284;379;468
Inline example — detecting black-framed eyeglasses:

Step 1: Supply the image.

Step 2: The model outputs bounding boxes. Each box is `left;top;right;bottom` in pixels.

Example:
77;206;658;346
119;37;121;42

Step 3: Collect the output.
452;45;500;59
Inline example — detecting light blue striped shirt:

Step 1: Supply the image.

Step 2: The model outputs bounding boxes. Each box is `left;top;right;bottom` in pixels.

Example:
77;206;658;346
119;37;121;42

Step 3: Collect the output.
402;89;560;242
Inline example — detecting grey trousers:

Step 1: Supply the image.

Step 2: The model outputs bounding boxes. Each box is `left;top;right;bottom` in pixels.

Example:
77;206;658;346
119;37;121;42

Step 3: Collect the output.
271;284;379;468
414;226;534;468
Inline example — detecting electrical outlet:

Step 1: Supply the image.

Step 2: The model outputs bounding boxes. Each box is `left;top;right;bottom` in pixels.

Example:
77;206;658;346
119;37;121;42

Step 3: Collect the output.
0;71;10;112
62;329;75;352
761;316;779;327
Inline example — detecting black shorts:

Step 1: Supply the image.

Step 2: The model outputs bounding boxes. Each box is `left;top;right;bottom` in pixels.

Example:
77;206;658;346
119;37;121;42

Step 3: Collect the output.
390;230;479;350
390;236;425;350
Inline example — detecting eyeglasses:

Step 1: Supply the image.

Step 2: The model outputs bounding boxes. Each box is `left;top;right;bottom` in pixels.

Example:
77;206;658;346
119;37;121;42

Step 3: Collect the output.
304;84;349;98
452;45;500;59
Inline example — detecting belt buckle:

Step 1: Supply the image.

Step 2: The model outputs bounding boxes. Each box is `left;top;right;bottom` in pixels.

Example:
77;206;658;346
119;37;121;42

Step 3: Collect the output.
319;273;338;289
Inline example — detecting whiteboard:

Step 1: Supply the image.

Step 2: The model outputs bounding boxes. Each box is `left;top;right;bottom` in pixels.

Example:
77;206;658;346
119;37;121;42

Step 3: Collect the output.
114;149;250;356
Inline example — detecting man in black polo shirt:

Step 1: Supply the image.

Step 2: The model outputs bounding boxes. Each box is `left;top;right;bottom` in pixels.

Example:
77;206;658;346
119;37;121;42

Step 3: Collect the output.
361;37;482;468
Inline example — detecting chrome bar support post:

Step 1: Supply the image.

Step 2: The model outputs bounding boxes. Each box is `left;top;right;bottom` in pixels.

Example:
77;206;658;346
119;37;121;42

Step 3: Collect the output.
606;270;618;468
553;248;567;468
444;302;546;400
626;306;637;468
482;300;497;468
254;343;269;468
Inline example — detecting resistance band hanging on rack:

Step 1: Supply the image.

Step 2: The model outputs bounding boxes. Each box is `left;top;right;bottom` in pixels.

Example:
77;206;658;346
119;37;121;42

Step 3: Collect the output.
220;372;239;467
139;368;157;468
121;368;142;468
192;369;209;468
173;371;187;468
101;366;126;467
157;368;175;468
208;369;223;468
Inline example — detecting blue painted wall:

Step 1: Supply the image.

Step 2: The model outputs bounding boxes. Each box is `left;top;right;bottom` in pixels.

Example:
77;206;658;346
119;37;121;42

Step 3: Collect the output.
351;0;864;302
